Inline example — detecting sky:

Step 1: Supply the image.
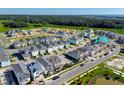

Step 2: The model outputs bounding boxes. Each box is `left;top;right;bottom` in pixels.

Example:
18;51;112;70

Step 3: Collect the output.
0;8;124;15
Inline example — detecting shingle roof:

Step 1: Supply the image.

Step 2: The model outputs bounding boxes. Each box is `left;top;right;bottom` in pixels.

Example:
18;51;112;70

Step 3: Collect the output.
13;63;30;84
0;43;10;62
27;62;43;74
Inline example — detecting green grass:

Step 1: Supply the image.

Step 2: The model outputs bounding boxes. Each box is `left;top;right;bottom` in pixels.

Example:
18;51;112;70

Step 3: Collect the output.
0;21;124;35
70;65;124;85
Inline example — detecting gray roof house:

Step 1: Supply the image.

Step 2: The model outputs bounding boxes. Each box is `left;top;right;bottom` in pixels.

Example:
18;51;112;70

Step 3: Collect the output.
27;62;44;81
47;56;63;71
19;46;31;54
50;41;60;51
0;52;11;67
21;53;31;61
12;41;21;48
59;40;70;48
36;44;47;55
21;40;27;47
36;56;63;74
29;46;39;57
6;30;15;37
57;41;65;49
68;36;84;45
56;31;67;38
36;57;54;74
66;47;90;61
43;43;54;53
27;39;34;46
12;63;30;85
0;43;11;67
32;38;40;45
68;36;80;45
118;35;124;44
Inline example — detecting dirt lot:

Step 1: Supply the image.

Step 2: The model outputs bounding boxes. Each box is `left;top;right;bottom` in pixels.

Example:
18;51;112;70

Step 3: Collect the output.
107;58;124;70
95;77;123;85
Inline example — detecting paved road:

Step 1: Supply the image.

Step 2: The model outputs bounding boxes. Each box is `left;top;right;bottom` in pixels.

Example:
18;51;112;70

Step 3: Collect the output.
46;43;120;85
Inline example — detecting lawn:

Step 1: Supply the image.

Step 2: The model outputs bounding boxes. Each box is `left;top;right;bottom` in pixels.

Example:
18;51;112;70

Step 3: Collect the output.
70;65;124;85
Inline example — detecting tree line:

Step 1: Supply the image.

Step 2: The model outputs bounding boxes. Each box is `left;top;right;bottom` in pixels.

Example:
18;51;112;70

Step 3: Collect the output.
1;15;124;29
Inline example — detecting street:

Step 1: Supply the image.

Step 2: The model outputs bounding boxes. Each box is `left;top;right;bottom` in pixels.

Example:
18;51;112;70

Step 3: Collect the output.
46;43;120;85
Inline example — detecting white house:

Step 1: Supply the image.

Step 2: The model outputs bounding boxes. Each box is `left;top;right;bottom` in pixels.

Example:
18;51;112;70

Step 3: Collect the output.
29;46;39;57
27;62;44;81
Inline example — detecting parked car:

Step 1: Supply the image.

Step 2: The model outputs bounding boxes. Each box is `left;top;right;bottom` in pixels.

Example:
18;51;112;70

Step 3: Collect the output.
52;76;60;80
80;63;84;67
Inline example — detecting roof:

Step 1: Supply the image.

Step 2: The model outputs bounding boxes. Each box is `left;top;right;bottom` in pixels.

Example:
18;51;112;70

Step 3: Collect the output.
99;35;110;43
30;46;39;52
36;57;51;68
13;63;30;83
0;43;10;62
94;35;110;44
13;41;21;46
43;43;53;48
21;53;30;58
36;44;47;50
47;56;61;65
27;62;43;74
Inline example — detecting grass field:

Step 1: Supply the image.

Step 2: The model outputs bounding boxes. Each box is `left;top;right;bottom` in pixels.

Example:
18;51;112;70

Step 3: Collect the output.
0;21;124;35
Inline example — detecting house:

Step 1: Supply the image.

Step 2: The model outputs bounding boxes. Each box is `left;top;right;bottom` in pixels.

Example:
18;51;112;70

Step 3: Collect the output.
0;44;11;67
57;41;65;49
47;56;63;71
36;57;54;74
50;41;60;51
6;30;15;37
22;30;28;35
27;39;34;46
60;40;70;48
84;29;94;38
19;46;31;54
32;38;40;45
68;36;84;45
56;31;67;38
27;30;32;35
118;35;124;44
29;46;39;57
106;32;116;39
21;40;27;47
43;43;54;53
12;41;21;48
36;56;63;74
27;62;44;81
95;30;106;36
66;47;90;61
0;52;11;67
36;44;47;55
21;53;31;61
12;63;30;85
68;36;79;45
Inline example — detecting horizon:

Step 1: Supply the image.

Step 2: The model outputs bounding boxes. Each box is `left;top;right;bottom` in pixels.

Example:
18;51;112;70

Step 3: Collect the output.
0;8;124;16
